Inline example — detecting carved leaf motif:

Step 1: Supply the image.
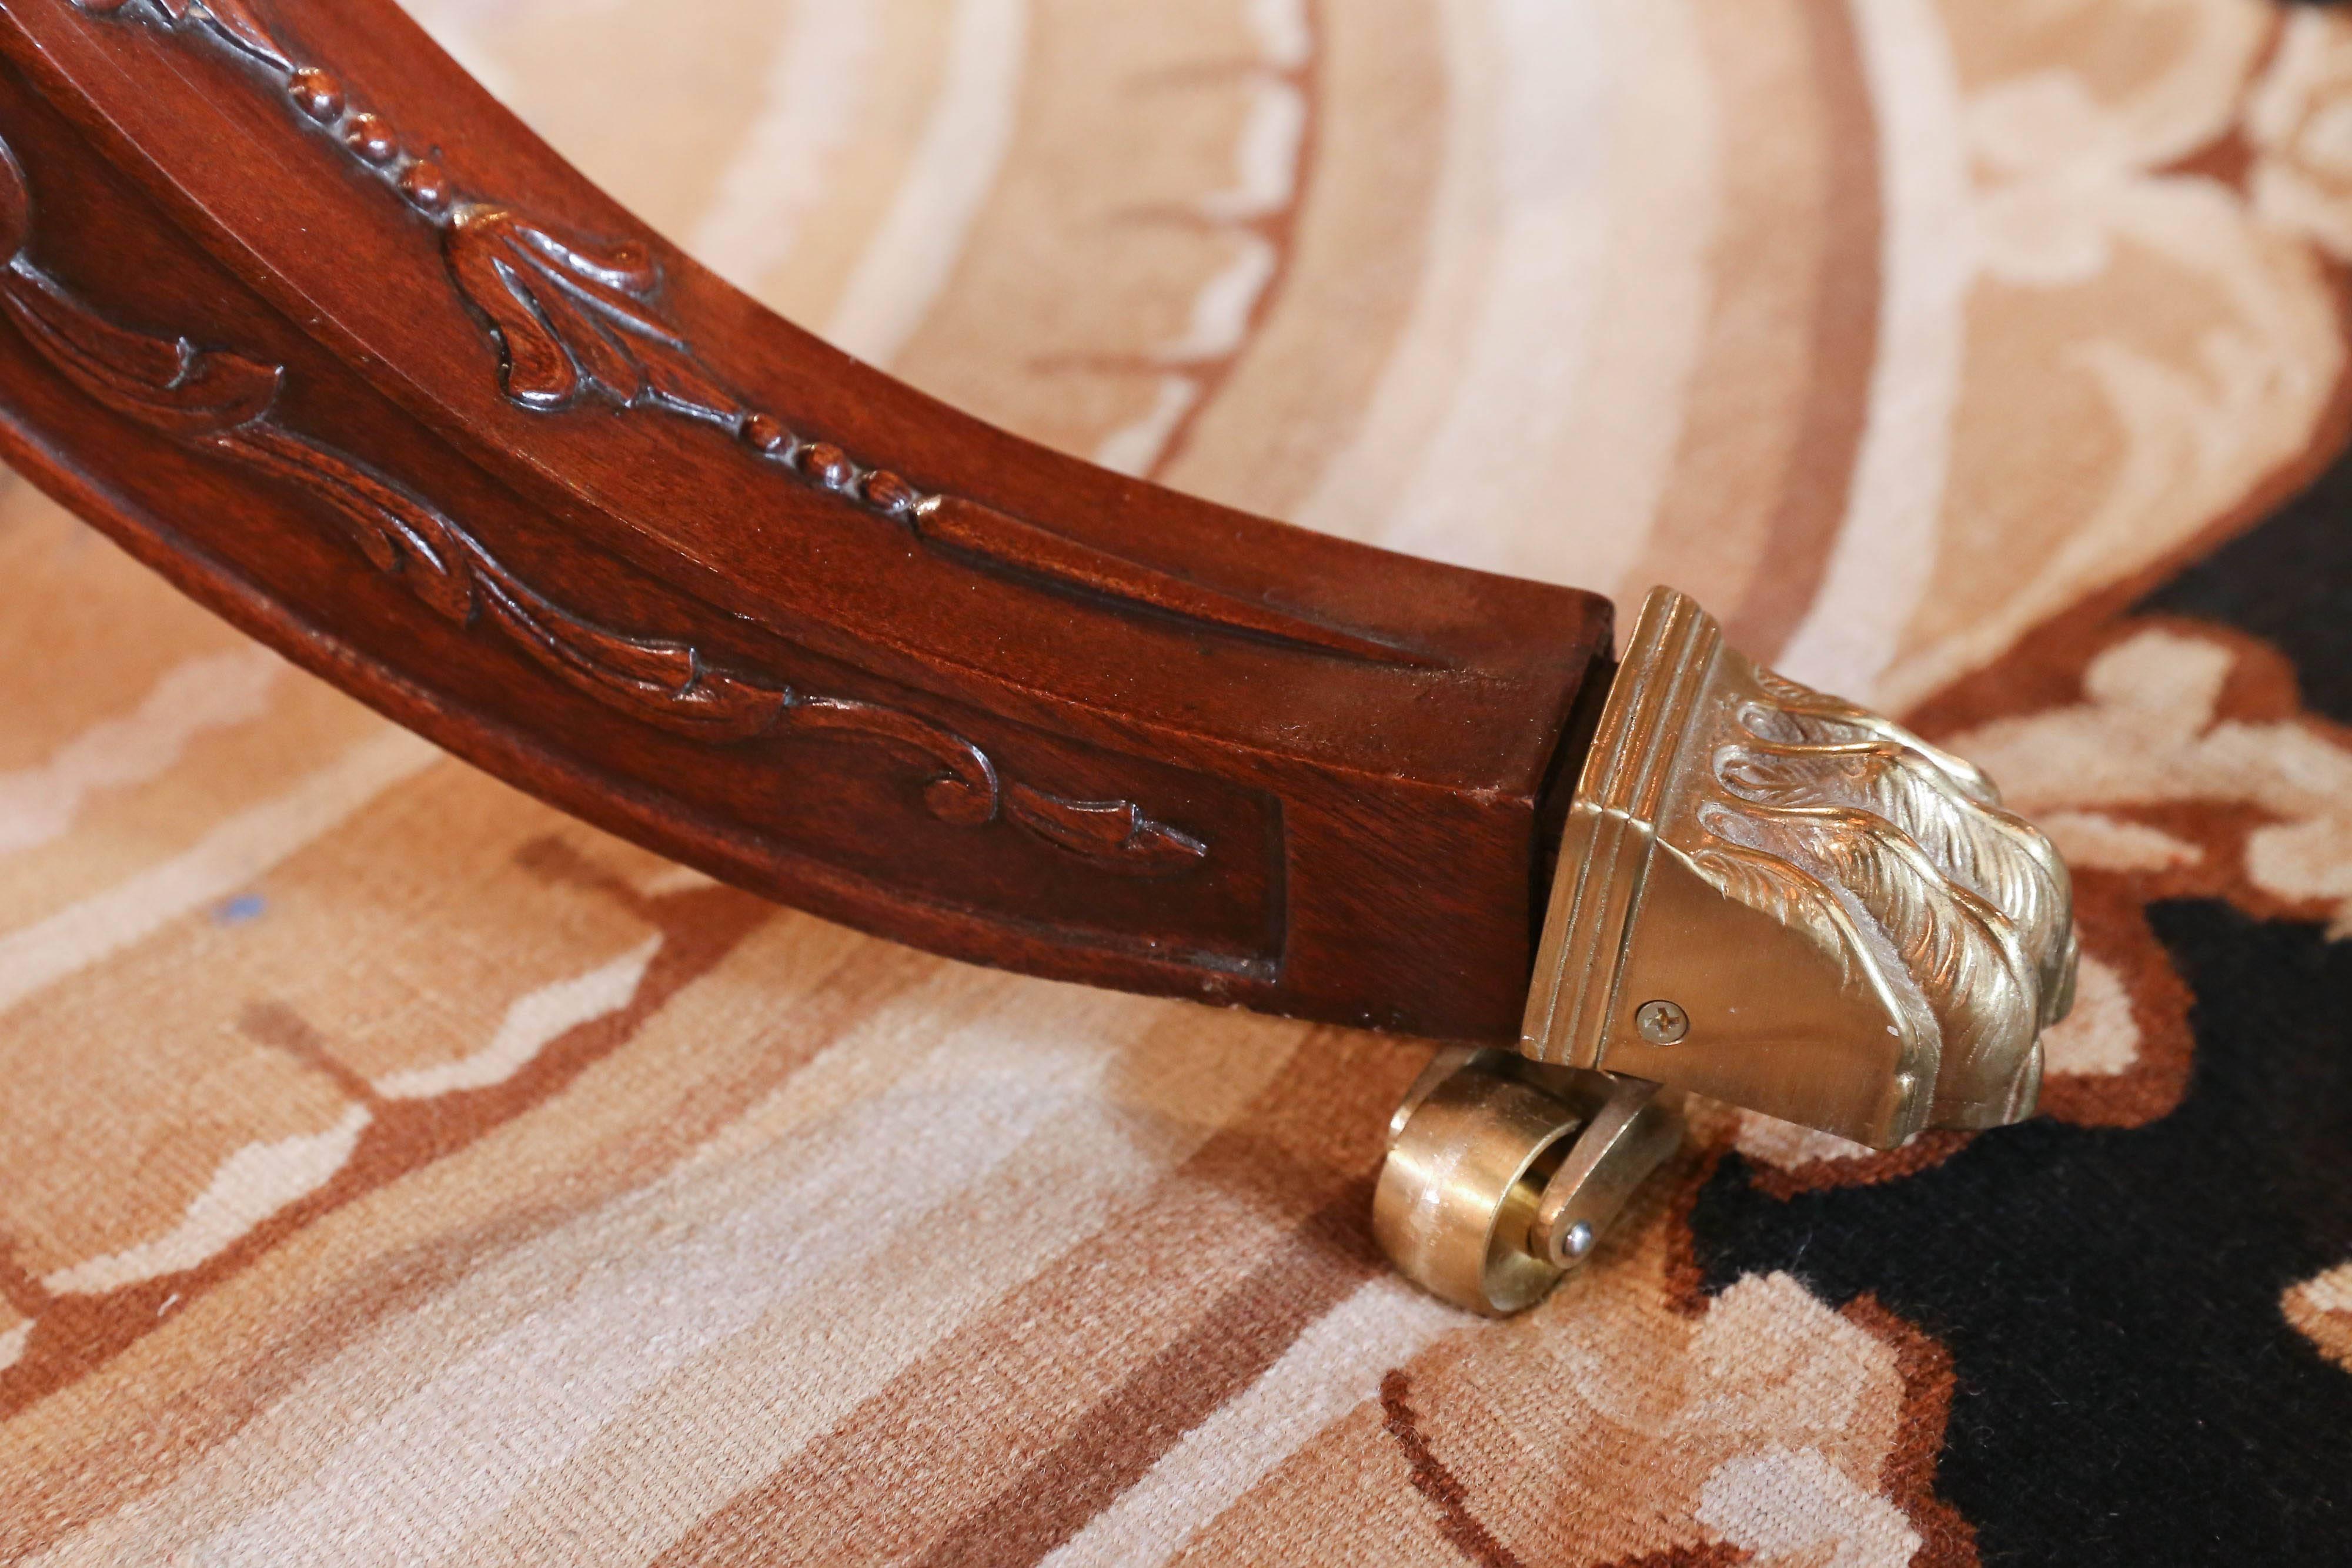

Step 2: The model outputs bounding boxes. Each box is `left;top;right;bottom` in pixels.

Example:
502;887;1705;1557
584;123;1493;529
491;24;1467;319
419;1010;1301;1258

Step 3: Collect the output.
73;1;290;68
446;205;741;422
1;240;1190;857
186;0;290;66
2;270;282;437
0;89;1204;878
0;145;283;436
63;2;1413;680
220;425;794;738
227;423;473;615
783;698;1001;825
1005;785;1210;875
0;222;940;774
467;557;794;741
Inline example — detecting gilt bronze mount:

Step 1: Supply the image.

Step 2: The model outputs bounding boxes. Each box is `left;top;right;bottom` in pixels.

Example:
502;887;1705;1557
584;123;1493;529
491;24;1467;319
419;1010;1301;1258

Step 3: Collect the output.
1375;589;2077;1313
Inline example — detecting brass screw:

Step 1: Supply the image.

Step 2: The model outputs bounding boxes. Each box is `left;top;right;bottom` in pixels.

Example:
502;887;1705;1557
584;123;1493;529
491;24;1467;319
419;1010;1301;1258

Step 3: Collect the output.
1635;999;1689;1046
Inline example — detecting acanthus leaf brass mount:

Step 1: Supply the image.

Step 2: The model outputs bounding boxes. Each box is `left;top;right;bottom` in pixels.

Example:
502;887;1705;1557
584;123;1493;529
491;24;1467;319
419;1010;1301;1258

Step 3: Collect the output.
1375;587;2078;1315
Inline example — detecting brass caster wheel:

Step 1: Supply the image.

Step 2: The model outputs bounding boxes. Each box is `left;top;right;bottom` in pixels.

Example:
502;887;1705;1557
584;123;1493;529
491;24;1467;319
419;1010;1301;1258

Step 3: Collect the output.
1372;1048;1683;1315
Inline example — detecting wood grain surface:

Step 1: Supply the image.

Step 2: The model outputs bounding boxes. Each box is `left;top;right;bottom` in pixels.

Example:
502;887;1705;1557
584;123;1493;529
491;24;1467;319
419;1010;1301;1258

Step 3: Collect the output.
0;0;1613;1042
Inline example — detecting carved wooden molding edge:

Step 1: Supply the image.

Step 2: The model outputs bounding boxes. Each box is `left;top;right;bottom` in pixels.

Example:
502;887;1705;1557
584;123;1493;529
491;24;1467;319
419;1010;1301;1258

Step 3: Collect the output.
69;0;1428;671
0;125;1206;878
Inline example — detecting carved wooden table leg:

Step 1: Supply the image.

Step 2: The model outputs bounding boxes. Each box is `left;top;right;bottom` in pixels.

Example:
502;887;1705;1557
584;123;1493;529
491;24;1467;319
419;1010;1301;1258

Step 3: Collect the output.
0;0;2074;1313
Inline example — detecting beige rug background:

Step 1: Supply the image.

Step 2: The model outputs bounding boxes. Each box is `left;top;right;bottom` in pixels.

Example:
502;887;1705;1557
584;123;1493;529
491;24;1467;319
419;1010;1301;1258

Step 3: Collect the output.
5;1;2352;1563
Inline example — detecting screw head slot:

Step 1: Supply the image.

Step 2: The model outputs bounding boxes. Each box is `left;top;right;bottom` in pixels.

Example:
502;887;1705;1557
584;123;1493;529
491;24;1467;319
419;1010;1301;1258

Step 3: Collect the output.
1635;999;1690;1046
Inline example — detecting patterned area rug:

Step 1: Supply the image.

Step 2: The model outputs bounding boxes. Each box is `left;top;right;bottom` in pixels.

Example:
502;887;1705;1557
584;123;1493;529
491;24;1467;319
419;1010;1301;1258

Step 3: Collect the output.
3;1;2349;1562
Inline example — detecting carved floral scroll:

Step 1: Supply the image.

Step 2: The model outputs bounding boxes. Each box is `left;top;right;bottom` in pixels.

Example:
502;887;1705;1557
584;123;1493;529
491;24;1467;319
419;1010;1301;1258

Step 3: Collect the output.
0;129;1204;876
71;0;1416;671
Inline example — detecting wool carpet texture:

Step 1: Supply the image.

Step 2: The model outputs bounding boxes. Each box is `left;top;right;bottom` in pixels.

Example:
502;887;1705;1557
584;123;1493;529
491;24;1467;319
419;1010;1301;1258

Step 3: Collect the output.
5;1;2351;1563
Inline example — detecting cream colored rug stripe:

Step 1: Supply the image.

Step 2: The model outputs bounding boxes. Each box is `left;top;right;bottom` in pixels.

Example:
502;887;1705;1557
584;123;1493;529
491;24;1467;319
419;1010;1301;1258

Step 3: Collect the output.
826;0;1027;365
687;0;880;295
1773;0;1970;702
0;728;439;1018
434;1009;1302;1567
1040;1278;1467;1568
0;647;280;857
